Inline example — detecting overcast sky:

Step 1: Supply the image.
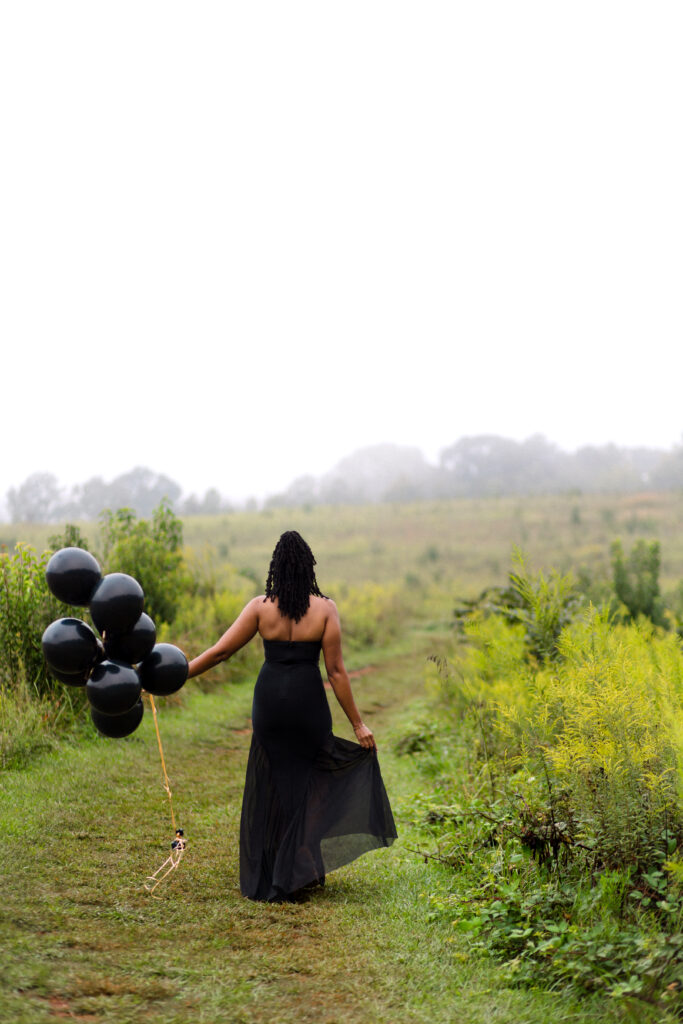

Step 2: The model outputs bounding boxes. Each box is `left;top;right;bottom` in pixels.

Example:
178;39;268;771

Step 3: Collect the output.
1;1;681;504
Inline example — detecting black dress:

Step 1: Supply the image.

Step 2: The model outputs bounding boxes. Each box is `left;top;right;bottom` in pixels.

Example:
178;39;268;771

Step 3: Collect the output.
239;639;397;901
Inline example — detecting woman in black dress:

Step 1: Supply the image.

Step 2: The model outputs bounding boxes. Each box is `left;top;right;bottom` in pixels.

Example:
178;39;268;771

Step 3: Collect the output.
186;531;397;901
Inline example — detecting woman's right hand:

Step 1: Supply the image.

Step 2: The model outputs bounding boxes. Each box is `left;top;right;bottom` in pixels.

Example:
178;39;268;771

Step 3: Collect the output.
354;721;377;752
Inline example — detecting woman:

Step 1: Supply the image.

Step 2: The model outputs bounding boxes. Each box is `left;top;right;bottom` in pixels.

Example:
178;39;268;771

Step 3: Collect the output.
187;530;397;902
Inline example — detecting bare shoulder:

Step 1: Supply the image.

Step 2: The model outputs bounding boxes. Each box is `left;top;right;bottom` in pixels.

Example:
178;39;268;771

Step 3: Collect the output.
317;597;341;638
311;594;337;615
244;595;266;617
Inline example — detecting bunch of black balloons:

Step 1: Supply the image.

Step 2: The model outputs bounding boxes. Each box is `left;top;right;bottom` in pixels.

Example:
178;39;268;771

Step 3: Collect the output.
41;547;188;738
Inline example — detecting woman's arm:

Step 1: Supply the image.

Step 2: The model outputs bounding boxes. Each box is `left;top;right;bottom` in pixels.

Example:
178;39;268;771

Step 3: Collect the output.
321;600;376;751
187;597;261;679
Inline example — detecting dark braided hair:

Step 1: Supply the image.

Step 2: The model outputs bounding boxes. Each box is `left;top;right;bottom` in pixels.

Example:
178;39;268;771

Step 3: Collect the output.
264;531;326;622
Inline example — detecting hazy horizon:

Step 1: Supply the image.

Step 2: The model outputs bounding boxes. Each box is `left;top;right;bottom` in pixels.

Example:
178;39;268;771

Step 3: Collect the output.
4;432;683;512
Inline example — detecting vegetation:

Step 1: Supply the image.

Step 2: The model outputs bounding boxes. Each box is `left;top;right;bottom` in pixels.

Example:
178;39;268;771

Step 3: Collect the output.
412;558;683;1012
0;542;90;767
611;537;666;625
0;635;628;1024
6;494;683;1018
99;501;191;627
0;503;206;767
9;490;683;597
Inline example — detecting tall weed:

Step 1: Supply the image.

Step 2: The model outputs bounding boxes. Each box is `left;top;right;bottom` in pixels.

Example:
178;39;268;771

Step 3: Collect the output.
0;544;89;765
416;558;683;1008
334;581;410;649
0;544;83;699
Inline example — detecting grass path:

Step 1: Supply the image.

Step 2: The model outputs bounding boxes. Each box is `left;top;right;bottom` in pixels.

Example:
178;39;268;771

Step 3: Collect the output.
1;633;622;1024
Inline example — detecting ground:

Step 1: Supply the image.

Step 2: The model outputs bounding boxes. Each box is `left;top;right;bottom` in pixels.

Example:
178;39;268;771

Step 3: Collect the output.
1;631;626;1023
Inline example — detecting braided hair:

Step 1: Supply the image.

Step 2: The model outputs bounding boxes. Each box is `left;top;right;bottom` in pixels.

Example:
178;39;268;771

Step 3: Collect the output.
264;531;326;622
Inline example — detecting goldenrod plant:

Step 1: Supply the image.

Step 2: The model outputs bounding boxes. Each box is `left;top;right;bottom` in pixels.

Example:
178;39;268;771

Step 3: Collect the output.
417;556;683;1008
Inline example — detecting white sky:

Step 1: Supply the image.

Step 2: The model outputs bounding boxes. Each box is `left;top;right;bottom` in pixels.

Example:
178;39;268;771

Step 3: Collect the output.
1;1;681;503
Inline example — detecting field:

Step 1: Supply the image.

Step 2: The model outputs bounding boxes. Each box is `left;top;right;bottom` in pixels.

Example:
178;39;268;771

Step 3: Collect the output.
3;491;683;1022
7;490;683;595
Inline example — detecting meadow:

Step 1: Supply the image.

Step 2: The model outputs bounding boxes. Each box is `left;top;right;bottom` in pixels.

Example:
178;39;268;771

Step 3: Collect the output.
3;491;683;1021
7;489;683;594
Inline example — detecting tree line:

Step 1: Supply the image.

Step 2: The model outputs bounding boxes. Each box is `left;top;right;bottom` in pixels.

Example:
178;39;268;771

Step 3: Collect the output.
5;435;683;522
4;467;234;523
266;435;683;506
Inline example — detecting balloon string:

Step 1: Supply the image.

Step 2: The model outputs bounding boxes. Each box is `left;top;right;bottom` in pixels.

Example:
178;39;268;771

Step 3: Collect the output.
149;693;177;834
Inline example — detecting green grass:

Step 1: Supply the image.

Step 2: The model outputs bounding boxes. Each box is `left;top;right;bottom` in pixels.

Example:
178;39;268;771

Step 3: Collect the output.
0;630;635;1024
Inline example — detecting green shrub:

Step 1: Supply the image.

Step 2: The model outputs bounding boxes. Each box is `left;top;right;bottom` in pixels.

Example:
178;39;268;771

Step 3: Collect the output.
611;538;666;625
99;500;191;627
419;561;683;1009
452;550;581;663
0;543;89;765
0;544;84;699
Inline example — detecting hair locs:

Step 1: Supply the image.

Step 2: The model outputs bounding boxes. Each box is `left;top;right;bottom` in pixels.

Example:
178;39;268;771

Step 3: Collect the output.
264;531;326;622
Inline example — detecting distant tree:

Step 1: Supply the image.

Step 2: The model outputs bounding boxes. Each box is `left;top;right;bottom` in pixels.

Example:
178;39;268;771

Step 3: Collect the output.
105;467;182;518
383;475;433;502
70;476;113;519
180;488;232;516
649;443;683;490
266;475;319;508
567;445;655;493
439;435;563;496
318;476;356;505
320;444;434;503
180;493;202;516
7;473;64;523
201;488;227;515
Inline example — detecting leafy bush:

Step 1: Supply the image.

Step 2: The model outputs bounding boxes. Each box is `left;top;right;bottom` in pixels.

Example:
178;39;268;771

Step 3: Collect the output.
417;556;683;1010
0;544;89;766
0;544;82;699
445;608;683;873
441;869;683;1004
99;500;191;626
453;549;581;662
48;522;92;553
611;538;666;625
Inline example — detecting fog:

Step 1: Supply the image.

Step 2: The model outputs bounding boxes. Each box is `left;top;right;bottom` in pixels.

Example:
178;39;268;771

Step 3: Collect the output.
2;2;681;509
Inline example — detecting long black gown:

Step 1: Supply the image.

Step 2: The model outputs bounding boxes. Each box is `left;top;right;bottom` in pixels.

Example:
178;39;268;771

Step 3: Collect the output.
239;639;397;901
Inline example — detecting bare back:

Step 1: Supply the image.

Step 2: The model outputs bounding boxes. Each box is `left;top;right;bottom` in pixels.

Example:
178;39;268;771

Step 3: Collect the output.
256;594;331;643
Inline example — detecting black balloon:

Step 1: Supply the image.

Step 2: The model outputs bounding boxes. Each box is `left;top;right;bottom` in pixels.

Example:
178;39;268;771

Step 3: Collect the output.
42;618;100;675
45;547;102;606
138;643;188;696
87;660;142;716
104;612;156;664
91;699;144;738
90;573;144;634
49;665;91;687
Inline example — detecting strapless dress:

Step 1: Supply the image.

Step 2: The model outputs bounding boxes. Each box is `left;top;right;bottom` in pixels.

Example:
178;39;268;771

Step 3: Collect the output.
239;639;397;901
